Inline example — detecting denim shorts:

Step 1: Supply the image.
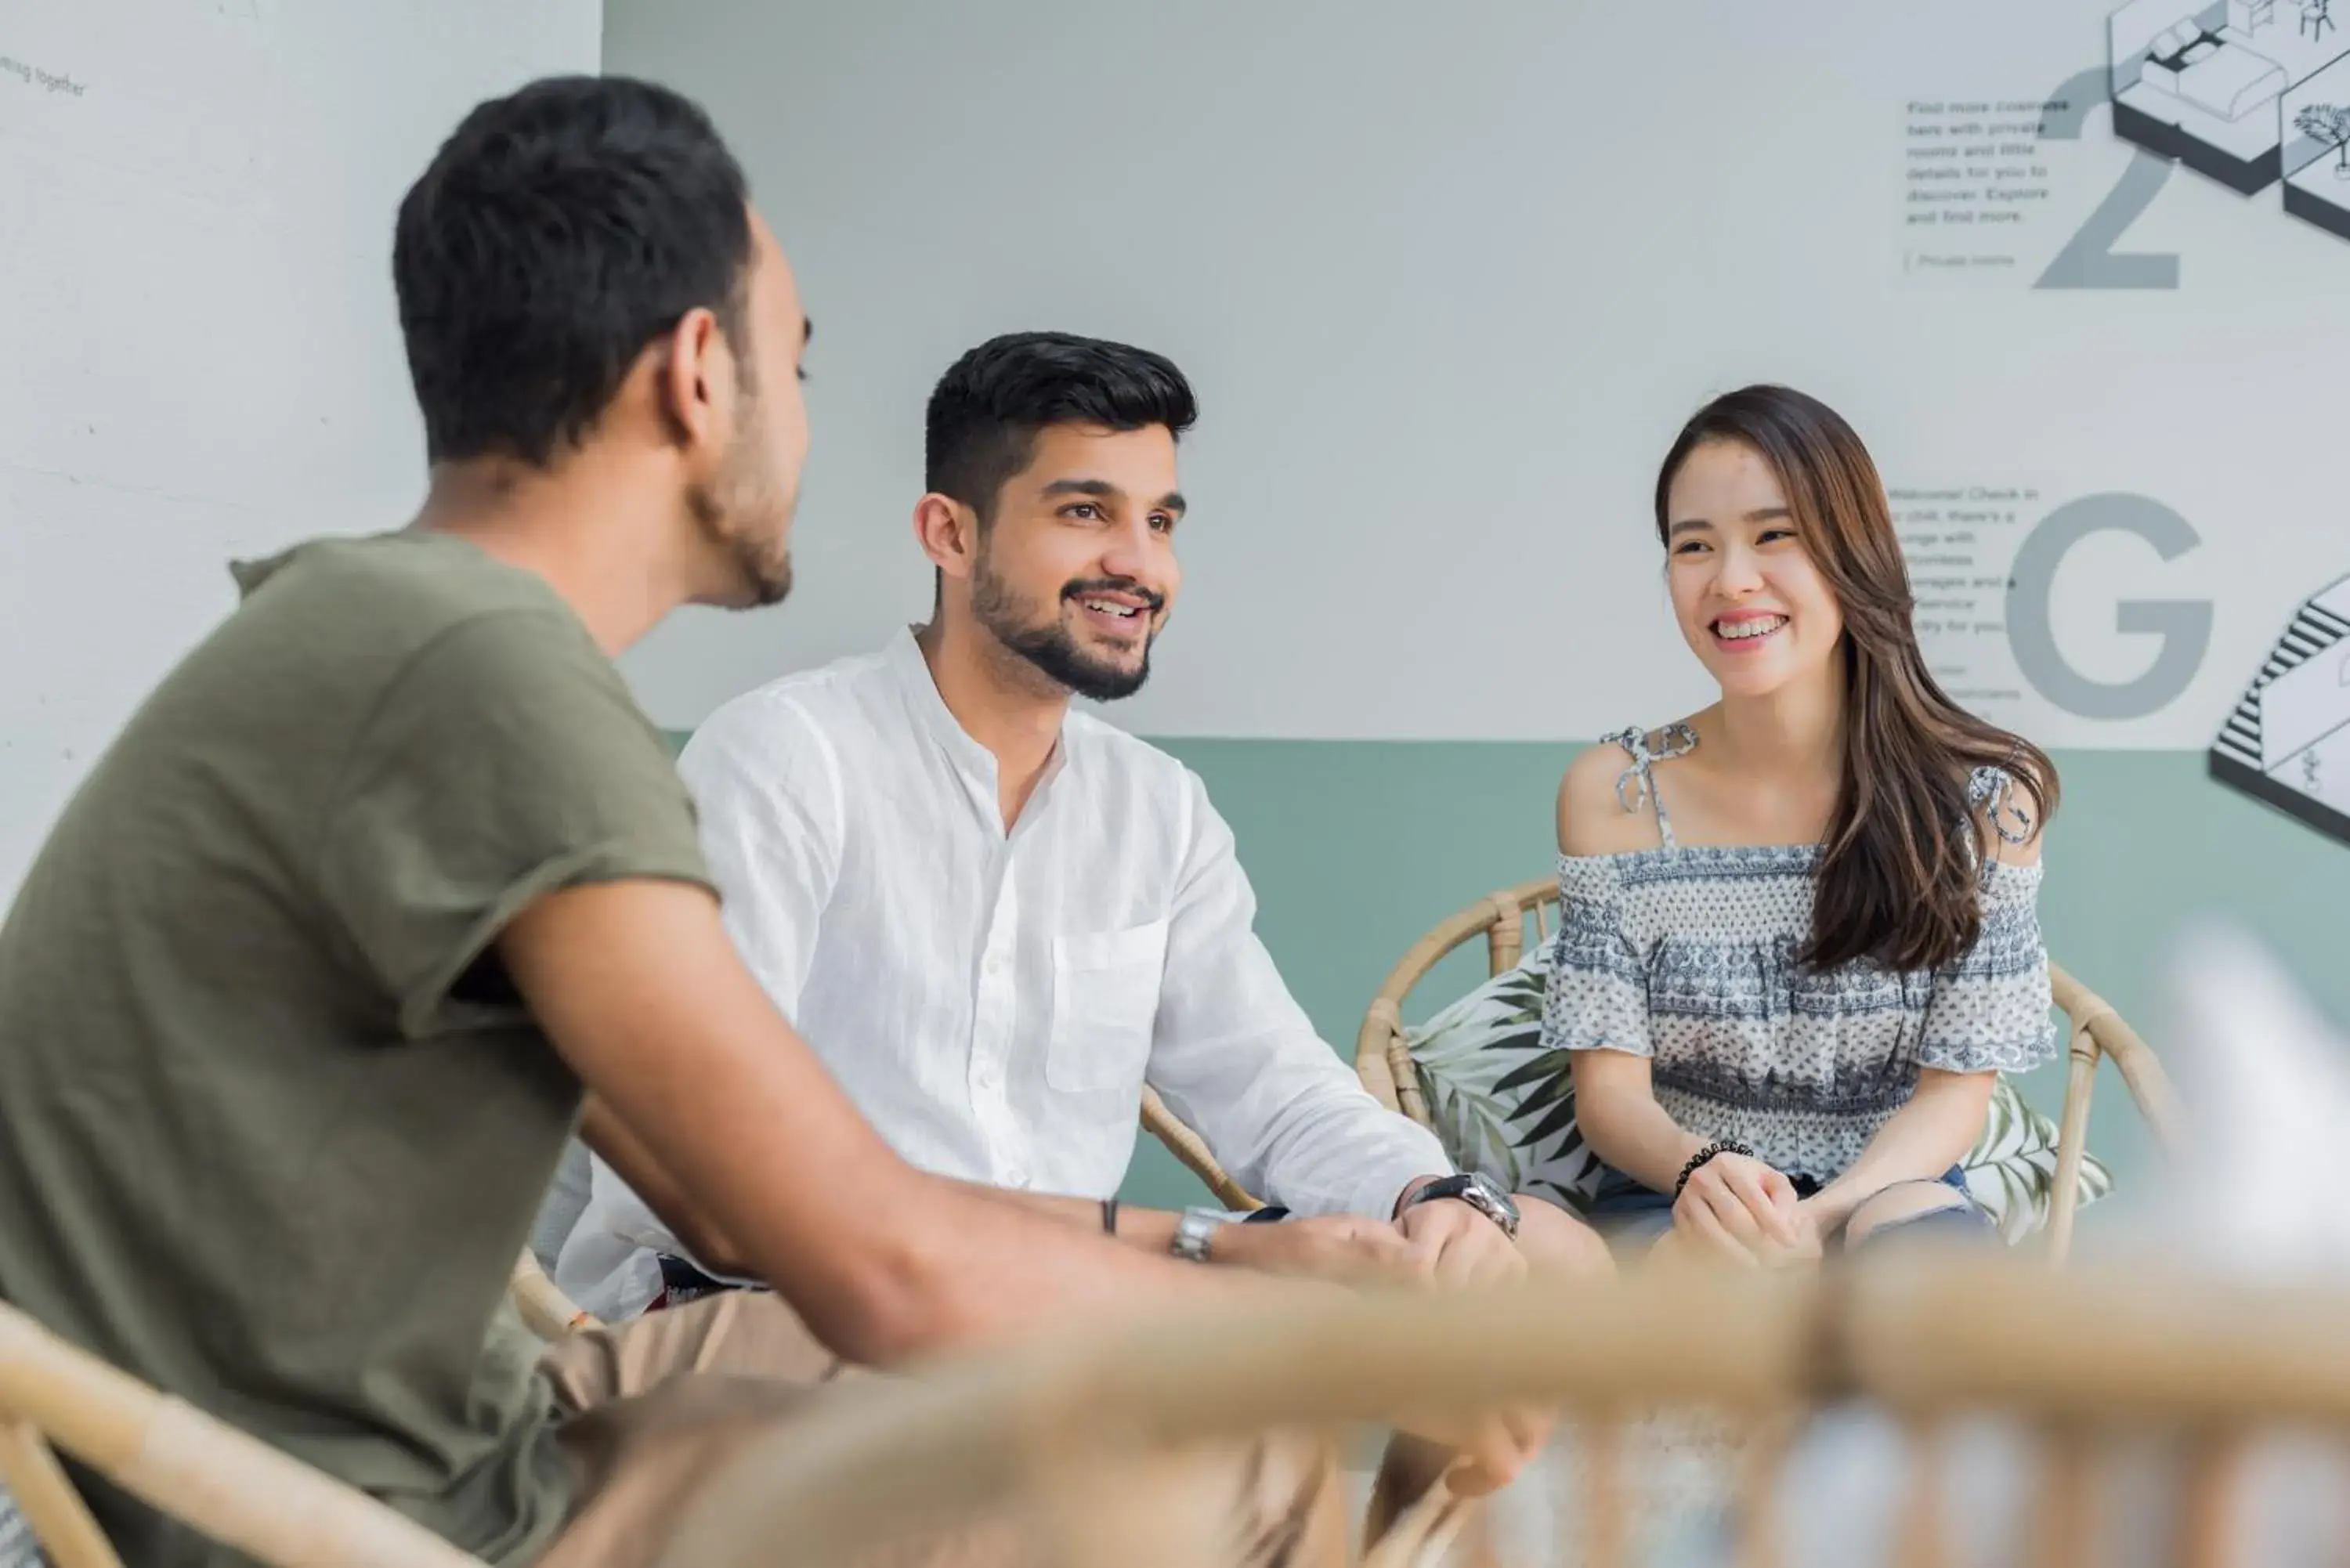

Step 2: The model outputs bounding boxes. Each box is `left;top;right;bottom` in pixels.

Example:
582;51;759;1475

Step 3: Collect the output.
1586;1164;1993;1252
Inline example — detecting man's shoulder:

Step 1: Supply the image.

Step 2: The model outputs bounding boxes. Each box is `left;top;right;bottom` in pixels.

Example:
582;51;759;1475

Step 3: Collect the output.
690;646;889;750
235;531;573;635
1065;710;1195;791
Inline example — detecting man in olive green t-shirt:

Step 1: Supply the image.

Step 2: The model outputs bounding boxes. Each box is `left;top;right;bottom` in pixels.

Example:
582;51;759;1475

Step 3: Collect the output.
0;529;704;1560
0;74;1539;1568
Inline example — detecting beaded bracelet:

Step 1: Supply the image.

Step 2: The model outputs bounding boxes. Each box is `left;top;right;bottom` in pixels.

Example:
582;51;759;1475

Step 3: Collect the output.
1673;1140;1755;1201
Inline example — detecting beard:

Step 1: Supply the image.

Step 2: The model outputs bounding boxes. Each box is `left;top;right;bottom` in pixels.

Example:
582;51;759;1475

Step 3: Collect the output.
688;394;797;609
969;548;1160;703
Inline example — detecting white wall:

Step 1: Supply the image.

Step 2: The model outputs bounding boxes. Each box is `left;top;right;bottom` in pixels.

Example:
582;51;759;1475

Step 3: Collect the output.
606;0;2350;749
0;0;601;894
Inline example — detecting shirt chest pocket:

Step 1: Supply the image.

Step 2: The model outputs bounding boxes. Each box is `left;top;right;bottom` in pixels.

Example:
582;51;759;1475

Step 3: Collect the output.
1047;920;1169;1093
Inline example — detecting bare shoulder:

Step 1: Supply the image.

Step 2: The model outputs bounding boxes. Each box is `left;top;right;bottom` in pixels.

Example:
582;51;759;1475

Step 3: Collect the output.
1974;762;2048;868
1555;739;1655;857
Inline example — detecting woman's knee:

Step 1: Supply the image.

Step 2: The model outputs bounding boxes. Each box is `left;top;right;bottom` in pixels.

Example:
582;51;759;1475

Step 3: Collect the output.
1842;1180;1976;1247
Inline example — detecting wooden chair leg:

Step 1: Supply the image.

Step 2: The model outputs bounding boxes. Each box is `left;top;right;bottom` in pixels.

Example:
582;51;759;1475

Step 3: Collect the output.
1582;1416;1627;1568
0;1420;124;1568
2045;1023;2099;1265
2031;1423;2102;1568
1892;1418;1950;1568
2172;1429;2245;1568
1731;1409;1792;1568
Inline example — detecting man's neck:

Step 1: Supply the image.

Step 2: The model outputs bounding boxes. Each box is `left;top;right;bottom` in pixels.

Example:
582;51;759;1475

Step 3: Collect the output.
913;616;1068;832
414;457;696;658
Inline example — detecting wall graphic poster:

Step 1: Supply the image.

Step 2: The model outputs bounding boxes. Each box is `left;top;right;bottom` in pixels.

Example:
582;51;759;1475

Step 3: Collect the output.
2211;576;2350;847
1890;3;2350;851
2110;0;2350;242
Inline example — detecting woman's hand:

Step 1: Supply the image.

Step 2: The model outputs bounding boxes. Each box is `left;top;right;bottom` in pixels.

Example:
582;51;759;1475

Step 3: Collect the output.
1671;1153;1810;1267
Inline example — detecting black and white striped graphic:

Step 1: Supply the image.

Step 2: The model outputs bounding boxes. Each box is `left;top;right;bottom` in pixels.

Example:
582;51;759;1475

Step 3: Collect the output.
2209;574;2350;847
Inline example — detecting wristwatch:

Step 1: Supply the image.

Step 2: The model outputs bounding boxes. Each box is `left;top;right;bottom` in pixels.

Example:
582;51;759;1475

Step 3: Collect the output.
1170;1206;1226;1263
1399;1172;1520;1239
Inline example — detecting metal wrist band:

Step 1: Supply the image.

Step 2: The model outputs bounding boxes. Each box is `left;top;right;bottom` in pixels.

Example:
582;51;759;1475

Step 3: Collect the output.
1673;1140;1754;1201
1170;1206;1224;1263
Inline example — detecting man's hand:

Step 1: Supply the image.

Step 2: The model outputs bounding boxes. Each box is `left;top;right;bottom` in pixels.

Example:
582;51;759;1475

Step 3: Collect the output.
1209;1213;1424;1286
1672;1153;1807;1268
1389;1190;1549;1494
1396;1196;1528;1290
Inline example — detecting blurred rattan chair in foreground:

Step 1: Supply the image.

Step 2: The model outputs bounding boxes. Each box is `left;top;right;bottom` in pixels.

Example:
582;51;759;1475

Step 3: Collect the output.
656;1255;2348;1568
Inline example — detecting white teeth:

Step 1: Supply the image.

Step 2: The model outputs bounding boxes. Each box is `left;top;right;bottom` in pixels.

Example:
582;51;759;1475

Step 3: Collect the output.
1718;616;1786;641
1083;599;1138;618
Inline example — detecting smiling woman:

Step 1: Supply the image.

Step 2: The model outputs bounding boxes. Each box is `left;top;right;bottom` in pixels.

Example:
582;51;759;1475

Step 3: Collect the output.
1530;384;2066;1277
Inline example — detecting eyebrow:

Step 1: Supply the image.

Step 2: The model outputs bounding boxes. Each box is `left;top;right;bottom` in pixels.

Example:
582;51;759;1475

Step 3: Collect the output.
1039;479;1188;515
801;316;813;348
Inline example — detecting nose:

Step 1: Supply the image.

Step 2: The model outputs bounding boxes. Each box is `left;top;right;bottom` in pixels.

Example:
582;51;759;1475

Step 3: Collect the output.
1097;514;1160;586
1713;538;1765;598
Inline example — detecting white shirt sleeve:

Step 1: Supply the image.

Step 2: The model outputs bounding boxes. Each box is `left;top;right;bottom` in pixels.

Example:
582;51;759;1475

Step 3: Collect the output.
553;688;847;1315
675;689;847;1017
1144;769;1452;1219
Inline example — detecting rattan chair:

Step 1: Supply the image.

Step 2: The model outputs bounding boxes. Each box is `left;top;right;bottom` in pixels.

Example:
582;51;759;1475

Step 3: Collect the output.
0;1301;483;1568
654;1255;2344;1568
0;1255;590;1568
1350;877;2186;1261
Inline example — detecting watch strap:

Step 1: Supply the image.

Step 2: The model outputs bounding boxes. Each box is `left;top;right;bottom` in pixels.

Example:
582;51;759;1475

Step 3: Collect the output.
1405;1173;1520;1239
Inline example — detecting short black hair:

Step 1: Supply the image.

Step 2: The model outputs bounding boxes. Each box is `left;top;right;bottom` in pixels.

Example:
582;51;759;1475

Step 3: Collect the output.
393;75;754;467
924;332;1197;522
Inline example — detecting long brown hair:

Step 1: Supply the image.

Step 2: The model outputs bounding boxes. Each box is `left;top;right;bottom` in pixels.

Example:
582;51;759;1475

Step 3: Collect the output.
1653;385;2057;974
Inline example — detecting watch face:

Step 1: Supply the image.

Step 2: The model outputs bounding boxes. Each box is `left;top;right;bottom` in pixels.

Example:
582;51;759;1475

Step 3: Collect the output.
1469;1173;1520;1221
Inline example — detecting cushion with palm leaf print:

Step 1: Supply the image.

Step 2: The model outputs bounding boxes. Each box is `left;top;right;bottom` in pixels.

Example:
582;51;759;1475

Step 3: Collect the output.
1399;947;2114;1239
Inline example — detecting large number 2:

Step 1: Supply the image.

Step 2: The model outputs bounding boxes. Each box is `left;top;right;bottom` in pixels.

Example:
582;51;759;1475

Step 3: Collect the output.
2031;65;2181;291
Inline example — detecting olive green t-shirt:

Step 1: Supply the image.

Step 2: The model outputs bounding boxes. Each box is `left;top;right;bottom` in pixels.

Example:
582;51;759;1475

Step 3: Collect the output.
0;531;710;1564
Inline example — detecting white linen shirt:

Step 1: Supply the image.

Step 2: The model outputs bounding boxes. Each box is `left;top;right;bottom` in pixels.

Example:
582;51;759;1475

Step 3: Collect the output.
556;630;1449;1317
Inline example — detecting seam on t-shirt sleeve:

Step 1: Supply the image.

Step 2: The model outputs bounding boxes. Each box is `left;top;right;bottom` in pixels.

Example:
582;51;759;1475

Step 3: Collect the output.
396;837;714;1041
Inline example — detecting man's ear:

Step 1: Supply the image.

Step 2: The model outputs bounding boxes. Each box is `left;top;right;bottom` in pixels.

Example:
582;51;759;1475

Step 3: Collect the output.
655;305;730;451
913;493;980;588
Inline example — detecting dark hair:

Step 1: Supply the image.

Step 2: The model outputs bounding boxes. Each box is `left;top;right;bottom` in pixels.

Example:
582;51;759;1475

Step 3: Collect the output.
393;75;754;467
1654;385;2059;974
924;332;1197;522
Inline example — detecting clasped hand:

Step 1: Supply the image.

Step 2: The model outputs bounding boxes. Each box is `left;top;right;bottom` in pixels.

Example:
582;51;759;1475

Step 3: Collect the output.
1669;1152;1823;1268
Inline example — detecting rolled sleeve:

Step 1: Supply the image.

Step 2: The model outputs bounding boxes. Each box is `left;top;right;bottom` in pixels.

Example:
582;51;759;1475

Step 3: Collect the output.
1144;771;1449;1218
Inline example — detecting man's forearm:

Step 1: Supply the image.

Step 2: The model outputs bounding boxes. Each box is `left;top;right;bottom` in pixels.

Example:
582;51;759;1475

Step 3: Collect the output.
587;1104;1202;1270
580;1095;753;1276
948;1180;1191;1254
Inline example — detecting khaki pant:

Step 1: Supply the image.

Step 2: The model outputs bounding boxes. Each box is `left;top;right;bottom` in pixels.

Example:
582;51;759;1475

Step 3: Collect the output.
532;1292;1347;1568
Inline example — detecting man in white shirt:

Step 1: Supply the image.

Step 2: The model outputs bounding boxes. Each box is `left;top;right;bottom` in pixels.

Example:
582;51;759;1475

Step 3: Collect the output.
559;332;1600;1319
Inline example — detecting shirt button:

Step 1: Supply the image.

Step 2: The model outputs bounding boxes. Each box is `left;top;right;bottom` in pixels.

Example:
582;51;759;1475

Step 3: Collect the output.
982;954;1003;975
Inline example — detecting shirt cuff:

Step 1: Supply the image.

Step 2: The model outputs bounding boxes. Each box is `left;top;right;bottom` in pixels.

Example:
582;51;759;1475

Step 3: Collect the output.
1343;1125;1455;1220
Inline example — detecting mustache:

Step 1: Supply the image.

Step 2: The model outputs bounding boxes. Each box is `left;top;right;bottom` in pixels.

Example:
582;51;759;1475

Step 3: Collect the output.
1060;577;1166;613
